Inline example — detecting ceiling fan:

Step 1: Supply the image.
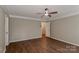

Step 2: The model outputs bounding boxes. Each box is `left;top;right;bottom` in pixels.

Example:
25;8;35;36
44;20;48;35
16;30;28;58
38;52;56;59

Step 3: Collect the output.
37;8;58;18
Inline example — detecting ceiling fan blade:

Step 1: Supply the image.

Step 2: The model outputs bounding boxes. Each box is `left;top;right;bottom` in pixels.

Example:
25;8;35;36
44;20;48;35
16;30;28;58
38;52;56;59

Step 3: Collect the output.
49;11;58;14
48;14;51;17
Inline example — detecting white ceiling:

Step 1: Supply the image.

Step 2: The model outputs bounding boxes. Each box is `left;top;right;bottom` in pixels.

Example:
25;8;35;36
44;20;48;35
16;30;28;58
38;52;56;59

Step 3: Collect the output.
1;5;79;21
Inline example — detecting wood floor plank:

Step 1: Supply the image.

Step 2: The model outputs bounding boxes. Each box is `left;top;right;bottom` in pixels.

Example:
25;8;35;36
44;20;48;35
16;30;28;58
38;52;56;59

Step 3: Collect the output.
6;37;79;53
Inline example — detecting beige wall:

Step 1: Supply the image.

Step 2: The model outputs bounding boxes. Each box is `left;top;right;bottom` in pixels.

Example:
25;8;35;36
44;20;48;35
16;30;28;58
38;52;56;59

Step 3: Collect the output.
9;18;41;42
51;14;79;46
46;22;51;37
0;8;5;52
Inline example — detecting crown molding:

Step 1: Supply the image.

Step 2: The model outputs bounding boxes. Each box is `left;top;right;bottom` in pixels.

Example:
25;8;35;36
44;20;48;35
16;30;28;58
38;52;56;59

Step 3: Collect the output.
54;11;79;20
10;11;79;21
9;15;40;21
9;15;52;21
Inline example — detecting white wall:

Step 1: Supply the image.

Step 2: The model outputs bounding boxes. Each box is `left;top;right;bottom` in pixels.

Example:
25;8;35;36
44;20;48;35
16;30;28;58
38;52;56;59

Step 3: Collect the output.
0;8;5;52
9;18;41;42
51;14;79;46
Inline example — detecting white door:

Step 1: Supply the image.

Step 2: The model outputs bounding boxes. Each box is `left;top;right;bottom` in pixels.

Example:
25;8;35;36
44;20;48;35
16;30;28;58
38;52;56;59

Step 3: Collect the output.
46;22;50;37
5;15;9;46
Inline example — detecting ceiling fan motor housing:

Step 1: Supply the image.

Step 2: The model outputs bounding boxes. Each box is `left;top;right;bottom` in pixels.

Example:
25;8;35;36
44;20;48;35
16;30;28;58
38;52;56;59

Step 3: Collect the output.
45;8;48;11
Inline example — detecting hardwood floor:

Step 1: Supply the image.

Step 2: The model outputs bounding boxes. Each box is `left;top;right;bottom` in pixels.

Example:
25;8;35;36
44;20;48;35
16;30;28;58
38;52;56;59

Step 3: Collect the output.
6;37;79;53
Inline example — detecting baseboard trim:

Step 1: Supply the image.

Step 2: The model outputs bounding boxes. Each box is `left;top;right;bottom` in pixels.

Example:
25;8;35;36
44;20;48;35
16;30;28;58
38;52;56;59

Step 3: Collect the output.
0;49;3;53
9;37;79;47
9;37;41;43
3;49;6;53
51;37;79;47
0;48;5;53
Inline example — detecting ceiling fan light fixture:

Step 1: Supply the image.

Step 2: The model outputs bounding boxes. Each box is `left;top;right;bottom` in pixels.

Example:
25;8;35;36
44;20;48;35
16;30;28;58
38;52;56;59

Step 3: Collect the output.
37;8;58;18
45;13;48;16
